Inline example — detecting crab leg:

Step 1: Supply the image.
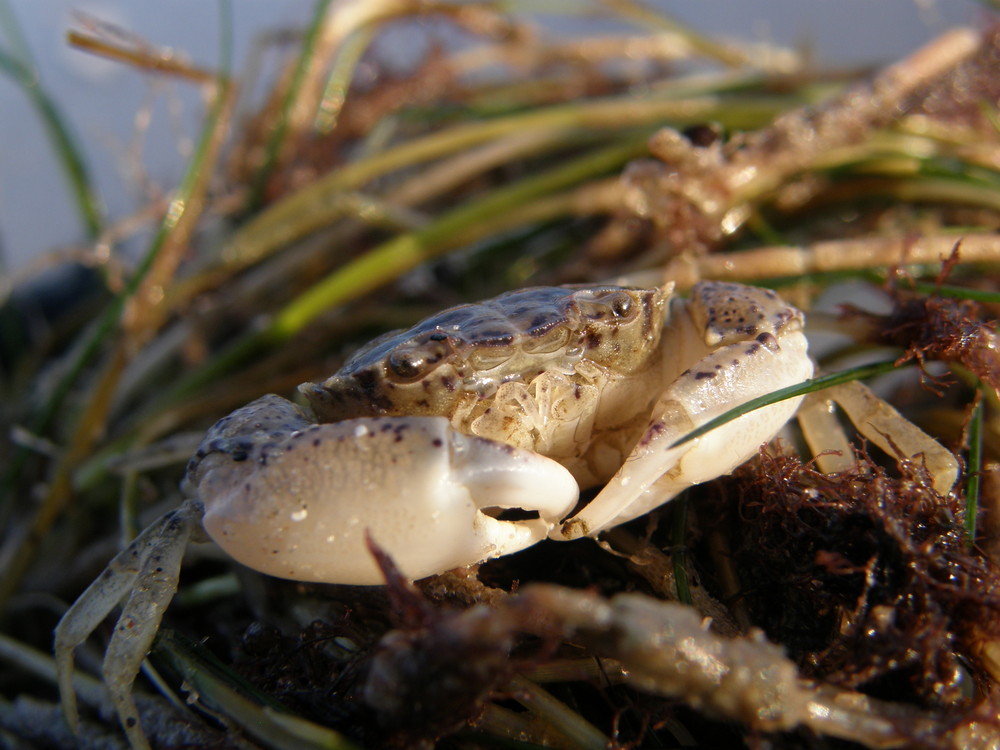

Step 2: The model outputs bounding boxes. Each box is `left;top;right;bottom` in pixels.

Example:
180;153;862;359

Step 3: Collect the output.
813;381;958;495
54;500;202;750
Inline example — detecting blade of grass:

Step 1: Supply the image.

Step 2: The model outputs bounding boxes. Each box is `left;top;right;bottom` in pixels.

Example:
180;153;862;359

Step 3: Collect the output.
670;495;692;605
66;29;217;83
661;233;1000;291
669;359;902;450
314;22;373;134
167;125;581;307
825;175;1000;213
912;282;1000;304
0;0;102;239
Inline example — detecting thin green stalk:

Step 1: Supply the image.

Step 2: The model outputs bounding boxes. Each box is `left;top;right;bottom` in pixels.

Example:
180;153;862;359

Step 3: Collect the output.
912;282;1000;304
245;0;332;210
966;394;983;547
670;496;692;605
0;1;101;238
314;24;374;134
670;360;902;449
0;0;29;61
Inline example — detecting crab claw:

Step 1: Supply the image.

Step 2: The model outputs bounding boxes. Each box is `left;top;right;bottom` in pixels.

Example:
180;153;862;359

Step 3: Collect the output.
190;397;578;585
555;282;814;540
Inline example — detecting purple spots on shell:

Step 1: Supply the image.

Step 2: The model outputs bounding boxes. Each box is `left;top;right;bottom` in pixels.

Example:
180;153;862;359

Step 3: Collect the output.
639;420;667;447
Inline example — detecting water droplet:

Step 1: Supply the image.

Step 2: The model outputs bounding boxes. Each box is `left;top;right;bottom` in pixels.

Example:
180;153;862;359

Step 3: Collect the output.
354;424;368;438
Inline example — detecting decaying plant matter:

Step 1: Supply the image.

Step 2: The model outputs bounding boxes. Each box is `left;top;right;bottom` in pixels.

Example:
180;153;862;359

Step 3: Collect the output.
3;4;1000;749
849;253;1000;398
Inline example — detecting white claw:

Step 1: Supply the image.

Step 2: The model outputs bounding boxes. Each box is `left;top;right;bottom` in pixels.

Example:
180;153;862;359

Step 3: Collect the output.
555;283;814;539
568;332;811;536
198;413;578;585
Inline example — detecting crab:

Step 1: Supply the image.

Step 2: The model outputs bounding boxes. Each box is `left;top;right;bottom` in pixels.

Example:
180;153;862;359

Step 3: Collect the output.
55;280;818;749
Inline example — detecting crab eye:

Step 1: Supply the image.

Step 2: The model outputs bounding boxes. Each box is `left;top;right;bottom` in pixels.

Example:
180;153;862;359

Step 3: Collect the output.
387;350;426;380
385;337;451;382
607;292;633;319
578;290;638;321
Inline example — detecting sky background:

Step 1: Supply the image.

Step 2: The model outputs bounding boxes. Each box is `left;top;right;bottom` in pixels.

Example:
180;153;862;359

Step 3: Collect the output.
0;0;984;273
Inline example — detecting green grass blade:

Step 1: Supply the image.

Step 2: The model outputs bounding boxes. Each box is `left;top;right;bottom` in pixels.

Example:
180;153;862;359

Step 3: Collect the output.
314;23;374;134
912;282;1000;304
669;359;902;449
0;3;102;238
670;496;692;605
